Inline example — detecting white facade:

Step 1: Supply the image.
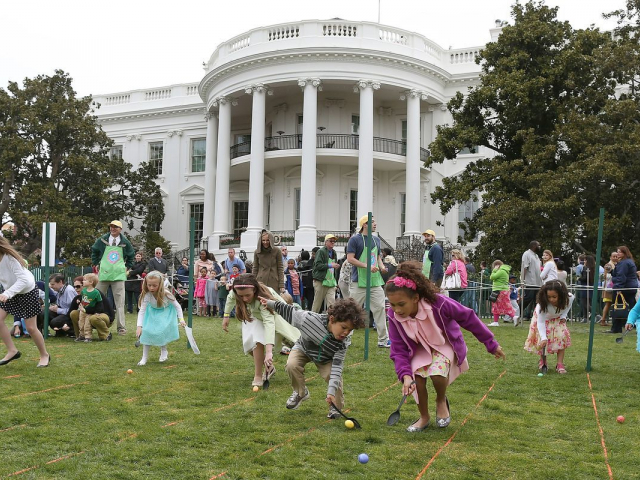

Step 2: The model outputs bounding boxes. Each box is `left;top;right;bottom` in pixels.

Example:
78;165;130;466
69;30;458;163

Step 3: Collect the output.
95;20;500;258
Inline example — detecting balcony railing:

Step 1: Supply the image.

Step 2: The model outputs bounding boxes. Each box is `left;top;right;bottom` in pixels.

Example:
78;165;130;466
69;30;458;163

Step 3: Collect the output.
231;134;430;161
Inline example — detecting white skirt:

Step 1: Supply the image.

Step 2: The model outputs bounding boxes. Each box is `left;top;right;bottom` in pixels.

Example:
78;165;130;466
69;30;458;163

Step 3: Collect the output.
242;318;266;354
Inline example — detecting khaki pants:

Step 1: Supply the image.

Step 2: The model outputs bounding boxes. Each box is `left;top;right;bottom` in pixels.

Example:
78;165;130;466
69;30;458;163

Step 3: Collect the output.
349;282;388;344
70;310;111;340
311;280;336;313
96;280;125;331
285;348;344;409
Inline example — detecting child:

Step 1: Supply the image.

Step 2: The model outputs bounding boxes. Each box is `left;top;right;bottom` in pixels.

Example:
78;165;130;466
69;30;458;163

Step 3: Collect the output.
205;270;218;317
194;267;208;316
386;261;505;431
77;273;103;342
137;271;186;365
0;237;50;367
259;295;365;418
222;274;300;388
507;275;521;327
228;265;240;284
216;275;229;317
284;259;303;306
625;301;640;353
524;281;574;374
488;260;515;327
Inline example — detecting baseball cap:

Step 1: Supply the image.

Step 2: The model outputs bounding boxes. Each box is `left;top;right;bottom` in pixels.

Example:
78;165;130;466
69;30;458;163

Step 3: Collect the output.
358;215;370;229
422;229;436;236
109;220;123;229
324;234;337;241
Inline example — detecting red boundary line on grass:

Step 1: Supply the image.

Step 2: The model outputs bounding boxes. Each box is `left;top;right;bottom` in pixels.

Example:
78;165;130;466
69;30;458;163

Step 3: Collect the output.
5;382;89;400
367;380;400;401
5;451;84;477
414;369;506;480
208;471;227;479
2;375;21;380
586;373;614;480
212;396;256;413
0;424;26;433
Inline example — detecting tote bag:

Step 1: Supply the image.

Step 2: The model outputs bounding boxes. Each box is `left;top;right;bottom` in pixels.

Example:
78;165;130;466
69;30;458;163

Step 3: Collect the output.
444;260;462;290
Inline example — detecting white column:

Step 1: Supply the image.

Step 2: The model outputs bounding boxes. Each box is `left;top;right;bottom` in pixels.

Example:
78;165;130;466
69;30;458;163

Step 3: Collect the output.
212;96;236;246
355;80;380;217
241;83;271;250
402;89;426;236
203;111;218;239
294;78;321;248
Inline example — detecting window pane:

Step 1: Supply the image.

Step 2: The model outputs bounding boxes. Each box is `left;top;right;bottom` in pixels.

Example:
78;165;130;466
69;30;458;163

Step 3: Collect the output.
110;145;123;161
190;203;204;246
400;193;406;235
350;190;358;233
149;142;163;175
351;115;360;135
191;138;206;172
233;201;248;238
458;191;479;242
294;189;301;230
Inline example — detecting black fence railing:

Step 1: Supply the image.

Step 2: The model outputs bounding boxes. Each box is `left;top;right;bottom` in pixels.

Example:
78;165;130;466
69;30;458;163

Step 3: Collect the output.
317;230;352;247
229;134;430;160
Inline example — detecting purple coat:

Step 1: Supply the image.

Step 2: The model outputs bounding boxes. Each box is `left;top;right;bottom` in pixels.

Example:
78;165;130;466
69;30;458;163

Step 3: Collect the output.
388;295;500;381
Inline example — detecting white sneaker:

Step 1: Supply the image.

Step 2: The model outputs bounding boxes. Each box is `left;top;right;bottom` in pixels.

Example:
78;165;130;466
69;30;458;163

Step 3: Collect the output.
503;316;512;322
488;322;500;327
159;355;168;363
137;359;147;366
513;316;519;327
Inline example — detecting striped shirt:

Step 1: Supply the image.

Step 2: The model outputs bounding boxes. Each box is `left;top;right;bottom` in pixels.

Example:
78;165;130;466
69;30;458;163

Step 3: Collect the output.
266;300;350;396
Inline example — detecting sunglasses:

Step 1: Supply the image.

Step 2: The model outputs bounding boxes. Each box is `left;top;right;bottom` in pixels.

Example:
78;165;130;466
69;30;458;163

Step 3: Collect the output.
327;239;336;243
74;285;82;289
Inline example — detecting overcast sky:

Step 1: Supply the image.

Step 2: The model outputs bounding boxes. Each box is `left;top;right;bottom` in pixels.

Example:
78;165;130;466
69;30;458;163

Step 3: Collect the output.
1;0;620;97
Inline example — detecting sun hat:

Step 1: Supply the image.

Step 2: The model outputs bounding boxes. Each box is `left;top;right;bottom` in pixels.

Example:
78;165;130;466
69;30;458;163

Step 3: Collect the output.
422;229;436;236
109;220;123;228
324;234;338;241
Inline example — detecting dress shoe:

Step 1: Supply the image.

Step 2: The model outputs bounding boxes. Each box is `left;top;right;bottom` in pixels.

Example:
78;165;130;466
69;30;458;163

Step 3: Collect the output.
406;419;431;432
37;354;51;368
0;351;21;365
436;397;451;428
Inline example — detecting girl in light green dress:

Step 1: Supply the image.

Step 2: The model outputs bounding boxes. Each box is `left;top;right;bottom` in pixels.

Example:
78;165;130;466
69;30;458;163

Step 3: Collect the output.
223;274;300;389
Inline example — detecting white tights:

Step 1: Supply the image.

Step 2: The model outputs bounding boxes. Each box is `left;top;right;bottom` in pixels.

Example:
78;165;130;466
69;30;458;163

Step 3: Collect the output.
138;345;168;365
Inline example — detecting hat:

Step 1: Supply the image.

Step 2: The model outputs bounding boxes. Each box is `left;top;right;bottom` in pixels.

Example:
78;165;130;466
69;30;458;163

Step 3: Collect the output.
422;229;436;236
109;220;123;229
324;233;337;241
358;215;370;229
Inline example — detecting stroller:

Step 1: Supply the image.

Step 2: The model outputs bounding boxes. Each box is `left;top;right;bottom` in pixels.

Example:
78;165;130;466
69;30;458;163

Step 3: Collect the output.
172;277;193;313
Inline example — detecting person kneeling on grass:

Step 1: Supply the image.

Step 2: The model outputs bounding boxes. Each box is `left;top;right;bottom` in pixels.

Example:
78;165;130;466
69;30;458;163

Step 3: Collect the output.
258;295;365;419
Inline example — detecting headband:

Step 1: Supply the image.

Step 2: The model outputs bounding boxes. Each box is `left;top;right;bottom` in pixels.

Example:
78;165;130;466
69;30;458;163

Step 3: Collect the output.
387;277;417;290
233;285;255;289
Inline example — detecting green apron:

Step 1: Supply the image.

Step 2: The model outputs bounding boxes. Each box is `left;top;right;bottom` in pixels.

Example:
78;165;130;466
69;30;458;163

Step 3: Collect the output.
322;257;337;287
422;249;431;278
99;244;127;281
357;236;384;288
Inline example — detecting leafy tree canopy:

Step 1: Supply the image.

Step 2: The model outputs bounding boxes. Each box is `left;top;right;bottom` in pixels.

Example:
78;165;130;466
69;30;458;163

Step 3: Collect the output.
0;70;166;264
427;1;640;269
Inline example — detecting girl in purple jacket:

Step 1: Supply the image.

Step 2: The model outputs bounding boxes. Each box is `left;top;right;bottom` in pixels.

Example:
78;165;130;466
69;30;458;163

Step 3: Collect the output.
386;261;505;432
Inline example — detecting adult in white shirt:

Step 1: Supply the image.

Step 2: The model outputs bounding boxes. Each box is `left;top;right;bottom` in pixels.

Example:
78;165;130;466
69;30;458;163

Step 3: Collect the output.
0;237;50;367
540;250;558;284
520;240;542;321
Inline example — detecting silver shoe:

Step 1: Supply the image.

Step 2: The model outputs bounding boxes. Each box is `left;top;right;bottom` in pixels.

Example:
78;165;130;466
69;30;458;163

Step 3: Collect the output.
406;419;431;432
436;397;451;428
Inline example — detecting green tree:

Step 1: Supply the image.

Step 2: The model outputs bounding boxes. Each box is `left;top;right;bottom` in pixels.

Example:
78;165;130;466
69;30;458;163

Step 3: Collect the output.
0;70;166;264
427;1;640;268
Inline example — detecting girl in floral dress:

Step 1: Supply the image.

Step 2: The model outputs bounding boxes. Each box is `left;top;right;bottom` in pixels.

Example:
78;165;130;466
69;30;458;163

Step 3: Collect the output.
524;281;574;374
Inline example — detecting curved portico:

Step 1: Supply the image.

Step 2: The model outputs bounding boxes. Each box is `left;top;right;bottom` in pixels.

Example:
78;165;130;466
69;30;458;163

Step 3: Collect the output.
199;19;477;251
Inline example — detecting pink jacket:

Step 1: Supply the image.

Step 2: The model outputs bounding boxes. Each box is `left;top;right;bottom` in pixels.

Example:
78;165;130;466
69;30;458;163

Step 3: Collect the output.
445;259;468;288
194;277;207;298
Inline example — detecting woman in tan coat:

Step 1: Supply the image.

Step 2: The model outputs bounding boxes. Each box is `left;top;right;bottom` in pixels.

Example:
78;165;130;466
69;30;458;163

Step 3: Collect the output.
253;230;285;293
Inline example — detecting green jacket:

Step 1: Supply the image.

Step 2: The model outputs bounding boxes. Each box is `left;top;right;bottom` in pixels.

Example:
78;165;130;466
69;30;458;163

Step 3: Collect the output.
91;233;135;268
490;264;511;291
312;246;338;282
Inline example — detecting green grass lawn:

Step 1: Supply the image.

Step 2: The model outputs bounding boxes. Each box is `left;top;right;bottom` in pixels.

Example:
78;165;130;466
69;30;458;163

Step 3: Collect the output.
1;314;639;479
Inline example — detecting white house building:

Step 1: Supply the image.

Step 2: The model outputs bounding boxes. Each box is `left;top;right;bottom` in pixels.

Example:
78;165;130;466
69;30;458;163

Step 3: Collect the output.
94;19;502;258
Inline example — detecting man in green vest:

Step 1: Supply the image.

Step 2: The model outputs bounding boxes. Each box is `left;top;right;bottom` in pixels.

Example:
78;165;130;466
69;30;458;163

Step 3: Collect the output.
346;215;390;348
311;233;340;313
91;220;135;335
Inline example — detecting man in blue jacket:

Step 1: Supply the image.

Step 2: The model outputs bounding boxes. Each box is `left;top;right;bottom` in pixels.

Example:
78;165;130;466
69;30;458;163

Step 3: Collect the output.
422;229;443;287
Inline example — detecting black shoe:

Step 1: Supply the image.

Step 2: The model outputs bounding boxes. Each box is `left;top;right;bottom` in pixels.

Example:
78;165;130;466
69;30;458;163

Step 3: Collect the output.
37;354;51;368
100;333;113;342
0;351;21;365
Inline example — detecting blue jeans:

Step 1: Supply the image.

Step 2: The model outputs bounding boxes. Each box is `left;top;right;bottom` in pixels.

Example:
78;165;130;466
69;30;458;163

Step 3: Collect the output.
218;298;226;317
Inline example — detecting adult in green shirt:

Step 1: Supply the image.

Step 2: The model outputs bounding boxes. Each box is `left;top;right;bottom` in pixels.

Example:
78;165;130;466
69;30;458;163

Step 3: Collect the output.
91;220;135;335
311;234;340;313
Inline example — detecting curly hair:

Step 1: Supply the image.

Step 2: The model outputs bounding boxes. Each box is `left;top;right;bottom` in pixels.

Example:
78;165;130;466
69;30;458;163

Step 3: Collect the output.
231;274;275;321
537;280;570;313
326;298;366;329
384;261;438;304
